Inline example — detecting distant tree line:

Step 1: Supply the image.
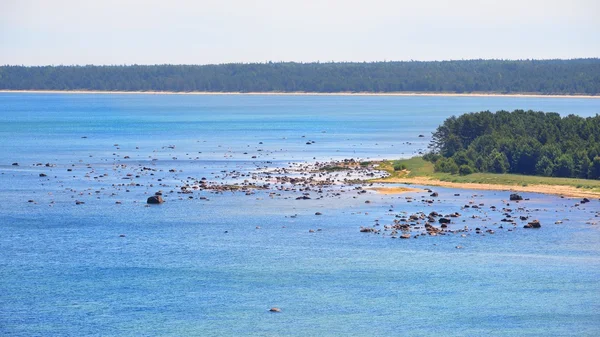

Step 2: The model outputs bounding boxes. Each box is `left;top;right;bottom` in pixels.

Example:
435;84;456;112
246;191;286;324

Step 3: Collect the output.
425;110;600;179
0;59;599;94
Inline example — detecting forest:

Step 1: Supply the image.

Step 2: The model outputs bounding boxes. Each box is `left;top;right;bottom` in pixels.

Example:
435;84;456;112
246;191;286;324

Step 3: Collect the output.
425;110;600;179
1;59;599;94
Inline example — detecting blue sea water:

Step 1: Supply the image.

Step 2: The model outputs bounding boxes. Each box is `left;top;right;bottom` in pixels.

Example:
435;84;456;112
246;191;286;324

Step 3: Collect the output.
0;93;599;336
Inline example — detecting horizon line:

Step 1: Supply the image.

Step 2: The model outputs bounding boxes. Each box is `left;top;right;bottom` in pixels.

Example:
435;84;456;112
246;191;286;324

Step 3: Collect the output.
2;57;600;67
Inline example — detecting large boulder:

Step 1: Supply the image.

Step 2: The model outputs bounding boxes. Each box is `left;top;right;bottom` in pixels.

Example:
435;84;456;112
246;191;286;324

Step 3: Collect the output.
147;195;164;204
524;220;541;228
510;193;523;201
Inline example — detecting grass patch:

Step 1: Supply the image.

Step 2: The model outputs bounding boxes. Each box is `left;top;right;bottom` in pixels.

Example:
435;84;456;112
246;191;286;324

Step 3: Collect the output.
376;156;600;192
378;157;435;178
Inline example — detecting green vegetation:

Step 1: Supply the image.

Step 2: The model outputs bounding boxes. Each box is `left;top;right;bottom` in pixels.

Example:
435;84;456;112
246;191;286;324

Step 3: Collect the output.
380;157;600;192
393;163;407;171
320;165;348;172
427;110;600;179
1;59;599;94
381;157;435;178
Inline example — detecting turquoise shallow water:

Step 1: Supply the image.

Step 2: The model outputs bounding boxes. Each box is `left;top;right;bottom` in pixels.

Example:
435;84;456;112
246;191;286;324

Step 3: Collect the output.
1;93;599;336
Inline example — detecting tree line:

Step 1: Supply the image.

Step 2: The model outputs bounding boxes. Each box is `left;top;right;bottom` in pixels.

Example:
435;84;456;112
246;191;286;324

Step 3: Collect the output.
426;110;600;179
0;59;599;94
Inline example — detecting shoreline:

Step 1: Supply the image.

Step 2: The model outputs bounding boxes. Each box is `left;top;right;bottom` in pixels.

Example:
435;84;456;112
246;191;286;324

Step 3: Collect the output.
0;90;599;99
371;176;600;199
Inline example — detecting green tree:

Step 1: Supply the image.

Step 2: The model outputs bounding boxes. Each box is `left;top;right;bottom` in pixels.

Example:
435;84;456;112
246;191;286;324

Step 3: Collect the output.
554;154;575;177
488;150;509;173
589;157;600;179
536;156;554;176
434;158;459;174
459;164;475;175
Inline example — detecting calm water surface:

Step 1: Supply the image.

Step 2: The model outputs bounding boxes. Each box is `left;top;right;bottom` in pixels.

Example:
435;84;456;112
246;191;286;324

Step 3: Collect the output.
1;93;599;336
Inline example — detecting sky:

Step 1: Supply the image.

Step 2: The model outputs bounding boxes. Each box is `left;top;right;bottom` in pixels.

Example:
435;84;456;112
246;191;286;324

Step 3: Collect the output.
1;0;599;65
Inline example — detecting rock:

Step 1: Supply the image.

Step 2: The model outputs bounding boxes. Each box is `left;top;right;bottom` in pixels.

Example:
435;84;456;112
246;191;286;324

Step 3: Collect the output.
509;193;523;201
524;220;541;228
147;195;164;204
438;218;451;224
269;307;281;312
418;134;424;137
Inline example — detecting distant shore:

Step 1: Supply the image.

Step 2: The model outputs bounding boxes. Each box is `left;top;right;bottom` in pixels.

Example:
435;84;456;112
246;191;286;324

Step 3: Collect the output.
0;90;599;99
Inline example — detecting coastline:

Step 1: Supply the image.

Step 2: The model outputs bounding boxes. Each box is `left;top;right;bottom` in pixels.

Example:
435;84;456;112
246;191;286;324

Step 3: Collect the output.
371;176;600;199
4;89;598;198
0;89;599;99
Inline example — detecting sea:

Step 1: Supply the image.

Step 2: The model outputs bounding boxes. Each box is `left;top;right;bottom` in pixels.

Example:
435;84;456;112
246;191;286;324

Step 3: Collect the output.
0;93;599;336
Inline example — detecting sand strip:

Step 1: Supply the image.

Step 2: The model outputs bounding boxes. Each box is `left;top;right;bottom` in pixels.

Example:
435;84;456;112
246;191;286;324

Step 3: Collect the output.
371;177;600;199
366;186;422;194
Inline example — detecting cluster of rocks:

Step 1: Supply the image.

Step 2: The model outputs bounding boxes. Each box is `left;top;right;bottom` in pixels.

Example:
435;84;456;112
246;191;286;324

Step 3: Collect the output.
360;209;464;239
12;142;598;242
356;191;581;240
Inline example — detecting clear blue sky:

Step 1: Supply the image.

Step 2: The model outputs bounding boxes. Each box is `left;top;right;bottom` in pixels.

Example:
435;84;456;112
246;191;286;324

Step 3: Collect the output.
1;0;598;65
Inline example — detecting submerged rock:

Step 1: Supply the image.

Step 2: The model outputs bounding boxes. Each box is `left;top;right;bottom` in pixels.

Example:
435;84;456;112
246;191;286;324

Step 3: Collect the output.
147;195;164;204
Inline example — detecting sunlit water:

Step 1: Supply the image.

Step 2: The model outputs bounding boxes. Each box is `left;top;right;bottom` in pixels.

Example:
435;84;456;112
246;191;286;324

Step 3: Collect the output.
1;93;599;336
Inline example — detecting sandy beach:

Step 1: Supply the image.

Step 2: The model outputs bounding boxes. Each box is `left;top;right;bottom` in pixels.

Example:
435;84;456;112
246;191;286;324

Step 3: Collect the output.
0;90;598;99
366;186;422;194
372;176;600;199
